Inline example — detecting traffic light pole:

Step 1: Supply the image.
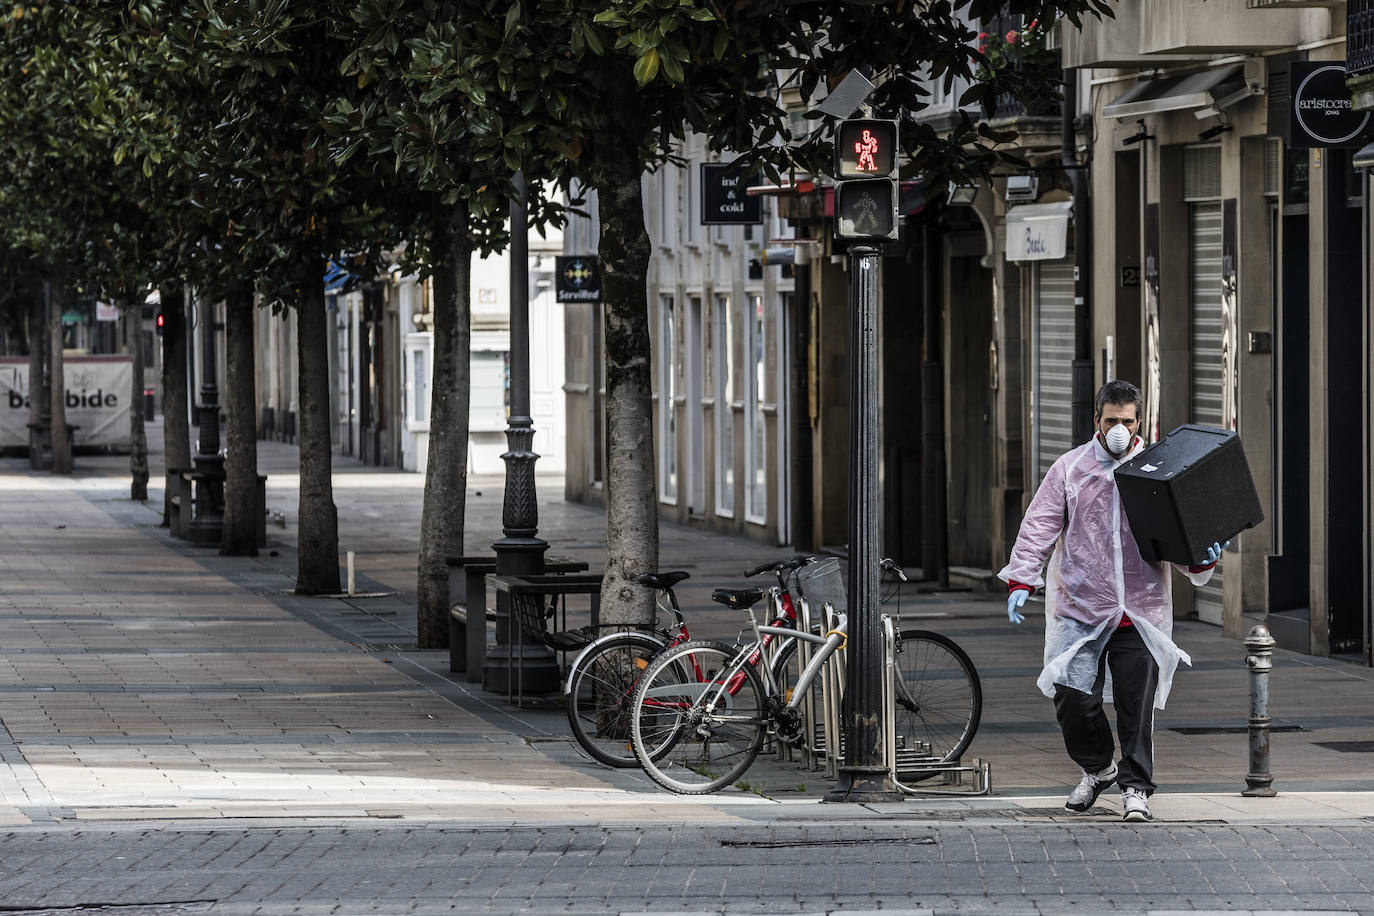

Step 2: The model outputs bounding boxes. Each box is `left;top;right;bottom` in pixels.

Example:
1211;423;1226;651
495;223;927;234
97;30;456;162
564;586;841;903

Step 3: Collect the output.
825;243;902;803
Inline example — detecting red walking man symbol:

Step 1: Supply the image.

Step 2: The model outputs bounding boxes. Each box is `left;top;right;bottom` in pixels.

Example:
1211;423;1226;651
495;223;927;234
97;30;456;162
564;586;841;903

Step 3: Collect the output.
854;129;880;172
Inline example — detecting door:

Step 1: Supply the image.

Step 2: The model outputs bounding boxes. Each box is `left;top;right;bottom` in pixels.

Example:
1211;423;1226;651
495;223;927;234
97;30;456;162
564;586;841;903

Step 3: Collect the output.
945;237;994;569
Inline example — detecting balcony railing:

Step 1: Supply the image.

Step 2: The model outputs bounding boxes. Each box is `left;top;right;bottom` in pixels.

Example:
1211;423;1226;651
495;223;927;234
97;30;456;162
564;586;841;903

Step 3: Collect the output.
985;88;1065;121
1351;0;1374;78
980;12;1064;120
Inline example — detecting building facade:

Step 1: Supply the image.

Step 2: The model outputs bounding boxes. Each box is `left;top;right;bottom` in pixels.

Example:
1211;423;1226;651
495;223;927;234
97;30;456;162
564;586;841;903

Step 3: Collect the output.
253;228;568;479
562;140;798;547
1061;0;1364;660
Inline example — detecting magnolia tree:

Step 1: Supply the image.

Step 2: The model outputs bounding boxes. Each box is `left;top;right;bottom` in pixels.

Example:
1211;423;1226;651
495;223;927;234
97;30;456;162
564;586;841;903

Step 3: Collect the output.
472;0;1113;627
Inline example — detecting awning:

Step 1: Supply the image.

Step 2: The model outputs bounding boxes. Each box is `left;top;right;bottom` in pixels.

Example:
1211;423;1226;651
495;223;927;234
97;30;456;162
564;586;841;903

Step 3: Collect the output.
1006;201;1072;262
1354;141;1374;169
1103;65;1244;120
323;262;359;295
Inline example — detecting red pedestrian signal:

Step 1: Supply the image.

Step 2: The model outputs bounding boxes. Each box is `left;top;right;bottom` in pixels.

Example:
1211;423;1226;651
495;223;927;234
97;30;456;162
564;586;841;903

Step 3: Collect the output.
155;310;165;334
834;119;898;180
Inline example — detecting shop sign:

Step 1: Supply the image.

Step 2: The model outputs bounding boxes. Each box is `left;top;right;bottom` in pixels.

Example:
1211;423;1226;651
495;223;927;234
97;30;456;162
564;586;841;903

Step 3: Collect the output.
1005;201;1072;262
700;162;762;225
1289;62;1371;149
0;356;133;448
555;256;602;304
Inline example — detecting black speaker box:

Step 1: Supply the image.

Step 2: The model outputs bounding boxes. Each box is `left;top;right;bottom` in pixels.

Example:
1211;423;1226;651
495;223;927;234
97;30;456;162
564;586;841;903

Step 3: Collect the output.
1113;424;1264;566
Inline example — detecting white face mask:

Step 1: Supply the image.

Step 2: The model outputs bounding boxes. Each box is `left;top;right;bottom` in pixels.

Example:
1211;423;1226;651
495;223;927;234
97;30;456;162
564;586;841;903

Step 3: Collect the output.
1105;423;1133;455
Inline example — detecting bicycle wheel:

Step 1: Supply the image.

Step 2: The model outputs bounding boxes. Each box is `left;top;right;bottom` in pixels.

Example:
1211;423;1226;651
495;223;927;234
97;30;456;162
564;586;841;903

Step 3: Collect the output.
892;629;982;766
565;632;668;768
630;639;767;794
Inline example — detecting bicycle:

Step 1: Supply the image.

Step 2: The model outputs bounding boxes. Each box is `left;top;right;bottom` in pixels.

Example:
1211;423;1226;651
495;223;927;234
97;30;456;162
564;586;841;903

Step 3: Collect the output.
627;558;981;794
562;555;813;768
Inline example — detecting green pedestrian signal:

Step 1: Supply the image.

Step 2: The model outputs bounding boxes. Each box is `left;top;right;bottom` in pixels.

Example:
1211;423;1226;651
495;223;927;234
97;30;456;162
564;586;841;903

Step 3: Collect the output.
835;178;898;241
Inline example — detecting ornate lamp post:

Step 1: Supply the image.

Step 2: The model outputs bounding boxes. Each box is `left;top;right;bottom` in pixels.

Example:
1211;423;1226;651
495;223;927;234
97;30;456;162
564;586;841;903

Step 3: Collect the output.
483;173;556;694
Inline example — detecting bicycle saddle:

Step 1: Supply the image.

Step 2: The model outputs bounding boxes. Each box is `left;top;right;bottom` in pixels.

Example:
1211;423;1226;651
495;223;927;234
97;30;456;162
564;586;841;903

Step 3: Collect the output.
636;571;691;590
709;587;765;610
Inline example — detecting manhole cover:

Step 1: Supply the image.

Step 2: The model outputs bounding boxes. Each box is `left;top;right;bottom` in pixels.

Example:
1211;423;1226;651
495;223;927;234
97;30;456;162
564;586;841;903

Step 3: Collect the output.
721;836;935;848
1316;740;1374;753
1170;725;1305;735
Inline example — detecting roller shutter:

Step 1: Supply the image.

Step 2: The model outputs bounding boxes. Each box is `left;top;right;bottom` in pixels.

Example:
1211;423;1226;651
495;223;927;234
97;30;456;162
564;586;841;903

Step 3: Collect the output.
1034;263;1076;483
1187;167;1225;624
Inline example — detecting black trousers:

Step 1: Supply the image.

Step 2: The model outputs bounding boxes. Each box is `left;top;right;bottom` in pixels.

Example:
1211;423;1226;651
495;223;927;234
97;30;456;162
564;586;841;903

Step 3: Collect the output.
1052;623;1160;795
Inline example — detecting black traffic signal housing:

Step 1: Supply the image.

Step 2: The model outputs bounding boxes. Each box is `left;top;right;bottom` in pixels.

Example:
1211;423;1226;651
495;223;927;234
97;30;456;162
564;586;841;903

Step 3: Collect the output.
833;119;899;241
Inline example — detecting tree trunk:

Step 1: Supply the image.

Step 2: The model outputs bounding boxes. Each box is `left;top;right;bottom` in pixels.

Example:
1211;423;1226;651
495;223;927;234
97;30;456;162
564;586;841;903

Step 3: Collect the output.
295;257;340;594
221;284;259;556
127;301;149;500
49;281;71;475
596;160;658;627
161;285;191;526
26;293;42;451
416;194;472;648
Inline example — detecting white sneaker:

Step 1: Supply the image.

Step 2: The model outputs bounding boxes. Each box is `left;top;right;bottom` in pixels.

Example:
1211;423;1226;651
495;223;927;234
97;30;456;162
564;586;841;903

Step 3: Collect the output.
1121;787;1152;822
1064;762;1118;812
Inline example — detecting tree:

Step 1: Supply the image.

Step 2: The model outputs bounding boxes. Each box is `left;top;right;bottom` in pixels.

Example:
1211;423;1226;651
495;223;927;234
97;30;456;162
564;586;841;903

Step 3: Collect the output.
472;0;1112;627
0;3;195;484
330;1;569;646
133;2;406;576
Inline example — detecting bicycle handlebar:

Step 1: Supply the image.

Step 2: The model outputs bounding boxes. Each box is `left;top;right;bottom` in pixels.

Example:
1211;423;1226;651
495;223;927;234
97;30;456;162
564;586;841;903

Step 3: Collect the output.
880;557;910;582
743;554;814;578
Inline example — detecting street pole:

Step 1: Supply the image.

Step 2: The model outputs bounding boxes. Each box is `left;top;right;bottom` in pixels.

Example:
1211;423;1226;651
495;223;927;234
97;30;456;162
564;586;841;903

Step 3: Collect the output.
826;244;901;802
192;294;224;530
487;171;554;693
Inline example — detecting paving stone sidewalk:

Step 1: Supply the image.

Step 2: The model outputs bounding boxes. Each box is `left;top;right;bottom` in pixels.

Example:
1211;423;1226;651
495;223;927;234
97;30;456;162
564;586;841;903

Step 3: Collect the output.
3;430;1374;830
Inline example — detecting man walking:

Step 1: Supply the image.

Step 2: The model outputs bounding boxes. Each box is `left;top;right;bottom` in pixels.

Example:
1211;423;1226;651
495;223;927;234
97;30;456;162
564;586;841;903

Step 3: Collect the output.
999;380;1224;822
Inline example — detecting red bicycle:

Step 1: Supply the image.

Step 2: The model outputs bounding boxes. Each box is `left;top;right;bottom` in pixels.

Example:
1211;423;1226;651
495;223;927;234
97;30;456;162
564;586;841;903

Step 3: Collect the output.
562;555;811;768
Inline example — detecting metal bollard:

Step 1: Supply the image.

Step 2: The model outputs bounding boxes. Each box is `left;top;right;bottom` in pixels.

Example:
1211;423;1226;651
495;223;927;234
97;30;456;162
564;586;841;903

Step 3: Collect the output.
1242;624;1277;797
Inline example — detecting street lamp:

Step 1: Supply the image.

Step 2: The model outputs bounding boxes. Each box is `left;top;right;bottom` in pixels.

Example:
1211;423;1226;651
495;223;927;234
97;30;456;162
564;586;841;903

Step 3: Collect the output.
484;171;556;694
946;183;978;207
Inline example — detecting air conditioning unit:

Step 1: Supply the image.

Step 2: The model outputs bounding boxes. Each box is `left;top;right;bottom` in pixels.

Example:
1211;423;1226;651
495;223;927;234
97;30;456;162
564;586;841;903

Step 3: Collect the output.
1004;174;1039;202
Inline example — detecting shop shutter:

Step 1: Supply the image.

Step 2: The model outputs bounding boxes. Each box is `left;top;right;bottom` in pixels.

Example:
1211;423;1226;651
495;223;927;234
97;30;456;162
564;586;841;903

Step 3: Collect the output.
1034;263;1076;483
1189;198;1225;624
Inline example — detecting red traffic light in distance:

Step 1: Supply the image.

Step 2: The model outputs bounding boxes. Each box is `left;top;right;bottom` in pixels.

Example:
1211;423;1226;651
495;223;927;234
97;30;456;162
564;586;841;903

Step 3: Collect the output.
155;310;165;333
834;119;898;180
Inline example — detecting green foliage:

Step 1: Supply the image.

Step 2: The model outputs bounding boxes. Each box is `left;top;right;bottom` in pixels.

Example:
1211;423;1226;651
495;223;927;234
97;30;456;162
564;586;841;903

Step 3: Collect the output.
0;0;1114;307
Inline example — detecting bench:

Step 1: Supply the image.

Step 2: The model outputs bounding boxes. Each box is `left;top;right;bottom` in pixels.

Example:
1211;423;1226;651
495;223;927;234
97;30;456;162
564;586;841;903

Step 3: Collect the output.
445;554;589;682
488;572;604;706
169;469;267;547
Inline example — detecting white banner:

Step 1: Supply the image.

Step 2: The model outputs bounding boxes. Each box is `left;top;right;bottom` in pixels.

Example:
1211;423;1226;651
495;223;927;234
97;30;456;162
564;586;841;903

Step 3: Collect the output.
0;356;134;449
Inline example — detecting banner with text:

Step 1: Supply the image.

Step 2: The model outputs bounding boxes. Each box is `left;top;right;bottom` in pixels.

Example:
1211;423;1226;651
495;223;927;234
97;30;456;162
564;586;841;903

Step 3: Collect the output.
0;356;133;449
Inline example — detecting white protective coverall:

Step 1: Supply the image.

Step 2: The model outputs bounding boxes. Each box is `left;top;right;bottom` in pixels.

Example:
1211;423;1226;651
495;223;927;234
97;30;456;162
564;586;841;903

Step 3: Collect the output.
998;435;1213;709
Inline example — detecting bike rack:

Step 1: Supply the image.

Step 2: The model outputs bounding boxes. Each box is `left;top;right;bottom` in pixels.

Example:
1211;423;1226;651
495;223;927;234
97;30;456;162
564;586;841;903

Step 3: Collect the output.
881;615;991;796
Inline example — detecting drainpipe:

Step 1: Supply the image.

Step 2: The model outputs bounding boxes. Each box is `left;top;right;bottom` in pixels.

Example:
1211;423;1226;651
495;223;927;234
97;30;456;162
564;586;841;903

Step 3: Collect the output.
1064;72;1095;444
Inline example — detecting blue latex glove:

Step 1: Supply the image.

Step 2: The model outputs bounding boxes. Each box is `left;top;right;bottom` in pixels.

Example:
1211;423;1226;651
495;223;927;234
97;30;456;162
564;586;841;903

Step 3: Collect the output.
1203;540;1231;565
1007;589;1028;625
